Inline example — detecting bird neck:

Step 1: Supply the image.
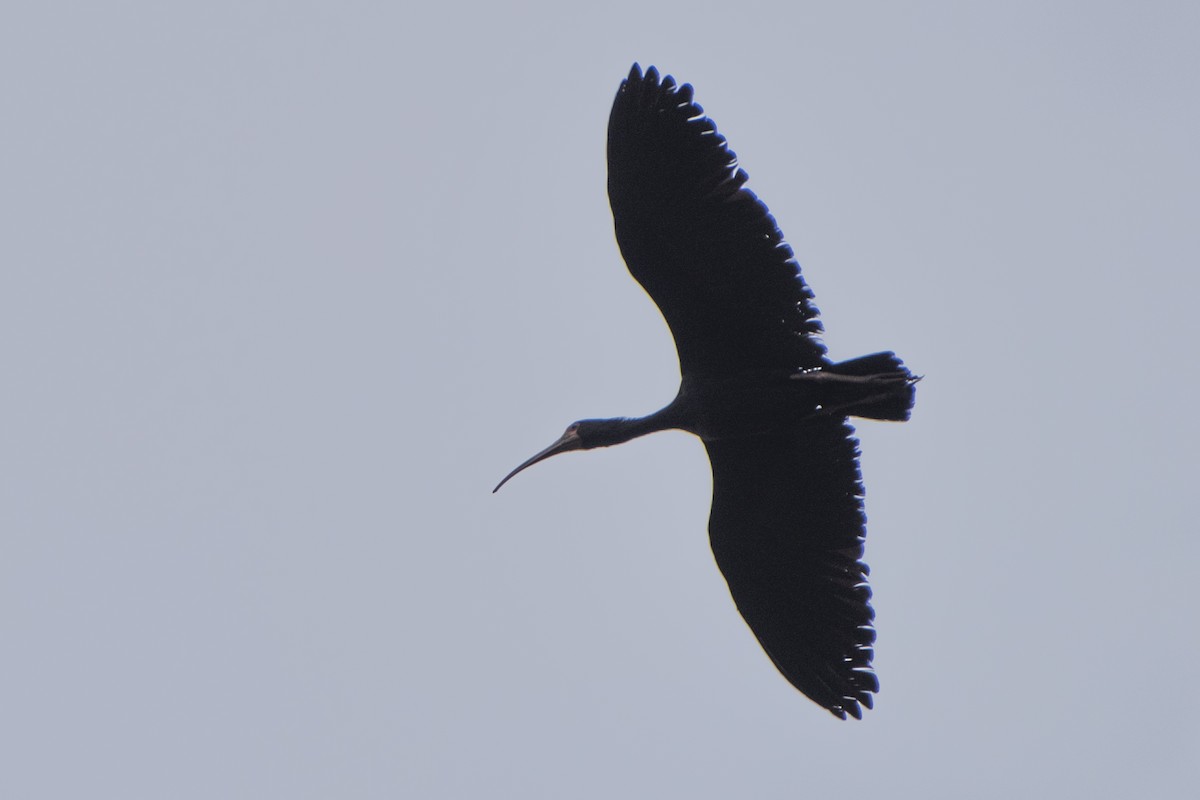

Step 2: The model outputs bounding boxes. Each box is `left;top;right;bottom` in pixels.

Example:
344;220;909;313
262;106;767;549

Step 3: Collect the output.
588;405;684;449
624;407;681;439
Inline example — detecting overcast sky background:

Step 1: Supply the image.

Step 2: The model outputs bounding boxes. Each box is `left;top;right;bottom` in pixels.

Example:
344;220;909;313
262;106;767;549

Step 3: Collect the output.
3;2;1198;798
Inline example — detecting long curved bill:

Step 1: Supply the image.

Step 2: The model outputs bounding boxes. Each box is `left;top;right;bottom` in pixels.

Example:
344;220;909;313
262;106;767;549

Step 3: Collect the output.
493;428;583;493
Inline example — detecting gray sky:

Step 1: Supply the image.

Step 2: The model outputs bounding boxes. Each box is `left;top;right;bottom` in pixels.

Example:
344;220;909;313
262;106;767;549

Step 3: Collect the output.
3;2;1198;797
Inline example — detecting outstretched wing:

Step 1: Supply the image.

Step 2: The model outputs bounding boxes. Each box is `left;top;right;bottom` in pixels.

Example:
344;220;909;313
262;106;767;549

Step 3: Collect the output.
704;418;878;719
607;64;827;377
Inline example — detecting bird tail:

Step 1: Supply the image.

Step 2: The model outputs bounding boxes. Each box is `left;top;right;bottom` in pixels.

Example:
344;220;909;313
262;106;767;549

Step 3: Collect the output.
796;352;919;422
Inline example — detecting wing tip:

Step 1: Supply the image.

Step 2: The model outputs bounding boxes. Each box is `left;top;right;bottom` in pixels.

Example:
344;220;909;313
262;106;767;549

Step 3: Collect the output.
827;674;878;721
624;62;664;89
622;62;690;98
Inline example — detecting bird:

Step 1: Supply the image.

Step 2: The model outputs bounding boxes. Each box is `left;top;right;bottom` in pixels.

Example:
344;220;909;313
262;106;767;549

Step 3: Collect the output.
495;64;918;720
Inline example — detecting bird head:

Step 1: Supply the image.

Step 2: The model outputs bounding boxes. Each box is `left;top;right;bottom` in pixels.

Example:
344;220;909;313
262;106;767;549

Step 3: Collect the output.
493;419;634;493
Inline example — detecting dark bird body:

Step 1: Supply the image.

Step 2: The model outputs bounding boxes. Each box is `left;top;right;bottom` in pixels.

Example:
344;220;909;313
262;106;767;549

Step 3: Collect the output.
496;65;918;720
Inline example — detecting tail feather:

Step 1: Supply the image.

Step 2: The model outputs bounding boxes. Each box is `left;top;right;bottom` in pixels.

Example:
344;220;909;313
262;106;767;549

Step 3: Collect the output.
796;352;919;422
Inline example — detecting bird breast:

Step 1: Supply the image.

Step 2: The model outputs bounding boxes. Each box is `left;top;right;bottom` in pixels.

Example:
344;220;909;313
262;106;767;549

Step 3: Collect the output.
676;372;826;443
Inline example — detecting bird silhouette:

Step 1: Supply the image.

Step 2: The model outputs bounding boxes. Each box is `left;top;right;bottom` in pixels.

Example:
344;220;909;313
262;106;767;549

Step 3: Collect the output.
496;64;918;720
